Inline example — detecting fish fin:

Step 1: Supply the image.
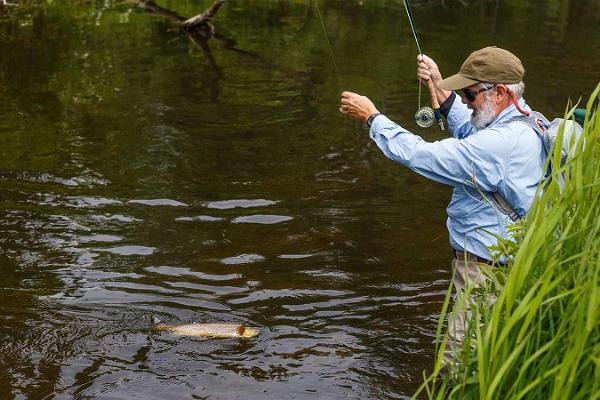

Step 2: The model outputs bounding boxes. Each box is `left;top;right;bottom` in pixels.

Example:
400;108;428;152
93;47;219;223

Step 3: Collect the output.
153;323;171;331
236;325;246;336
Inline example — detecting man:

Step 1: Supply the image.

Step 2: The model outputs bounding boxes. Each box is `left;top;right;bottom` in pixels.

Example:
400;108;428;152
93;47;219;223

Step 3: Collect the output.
339;46;545;360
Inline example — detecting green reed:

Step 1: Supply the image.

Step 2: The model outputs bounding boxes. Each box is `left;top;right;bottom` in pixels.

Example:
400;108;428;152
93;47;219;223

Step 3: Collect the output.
414;83;600;400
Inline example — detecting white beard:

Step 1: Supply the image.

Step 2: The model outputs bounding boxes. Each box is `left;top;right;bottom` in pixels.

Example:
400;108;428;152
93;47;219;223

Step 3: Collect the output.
470;95;497;130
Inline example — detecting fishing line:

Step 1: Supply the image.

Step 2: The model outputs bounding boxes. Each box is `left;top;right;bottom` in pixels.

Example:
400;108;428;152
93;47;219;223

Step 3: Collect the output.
402;0;443;130
312;0;341;88
403;0;423;55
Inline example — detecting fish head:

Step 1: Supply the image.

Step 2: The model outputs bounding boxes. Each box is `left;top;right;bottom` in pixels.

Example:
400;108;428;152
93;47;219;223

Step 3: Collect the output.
241;327;259;338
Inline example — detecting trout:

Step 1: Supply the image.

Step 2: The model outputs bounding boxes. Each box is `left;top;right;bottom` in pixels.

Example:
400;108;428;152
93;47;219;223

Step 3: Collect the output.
154;322;259;338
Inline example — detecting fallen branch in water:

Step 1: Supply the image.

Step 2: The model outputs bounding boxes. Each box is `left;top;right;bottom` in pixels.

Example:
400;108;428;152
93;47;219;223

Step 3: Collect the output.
135;0;185;23
130;0;230;78
129;0;311;100
181;0;225;29
134;0;225;38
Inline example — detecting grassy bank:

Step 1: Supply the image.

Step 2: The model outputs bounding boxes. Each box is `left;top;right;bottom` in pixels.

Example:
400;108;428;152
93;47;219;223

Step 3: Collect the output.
415;83;600;400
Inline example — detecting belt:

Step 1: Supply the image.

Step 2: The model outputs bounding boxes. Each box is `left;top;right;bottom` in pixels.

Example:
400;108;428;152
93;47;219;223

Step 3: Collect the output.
453;250;493;266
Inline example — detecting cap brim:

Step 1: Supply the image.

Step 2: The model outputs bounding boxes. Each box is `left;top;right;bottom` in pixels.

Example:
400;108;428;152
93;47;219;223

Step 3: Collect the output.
438;74;479;91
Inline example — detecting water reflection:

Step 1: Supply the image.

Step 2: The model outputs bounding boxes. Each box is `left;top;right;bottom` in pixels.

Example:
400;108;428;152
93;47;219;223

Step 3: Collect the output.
128;198;189;207
232;214;293;224
1;0;599;398
220;253;266;265
204;199;279;209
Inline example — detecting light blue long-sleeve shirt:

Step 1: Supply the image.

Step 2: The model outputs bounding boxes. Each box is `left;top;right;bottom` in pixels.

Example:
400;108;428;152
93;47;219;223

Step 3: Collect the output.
369;94;545;260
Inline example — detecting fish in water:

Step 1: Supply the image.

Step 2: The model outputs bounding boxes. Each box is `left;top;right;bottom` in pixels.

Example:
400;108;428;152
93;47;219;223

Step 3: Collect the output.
154;322;259;338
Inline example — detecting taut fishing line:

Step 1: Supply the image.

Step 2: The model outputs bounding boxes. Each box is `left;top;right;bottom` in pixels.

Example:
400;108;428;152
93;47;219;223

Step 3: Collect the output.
312;0;341;89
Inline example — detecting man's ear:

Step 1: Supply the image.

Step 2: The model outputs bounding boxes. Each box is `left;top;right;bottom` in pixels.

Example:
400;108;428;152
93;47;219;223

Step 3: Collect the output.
495;84;509;104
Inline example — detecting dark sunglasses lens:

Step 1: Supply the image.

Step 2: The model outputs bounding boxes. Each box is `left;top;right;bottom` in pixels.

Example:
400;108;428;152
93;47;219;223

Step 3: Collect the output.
462;89;476;102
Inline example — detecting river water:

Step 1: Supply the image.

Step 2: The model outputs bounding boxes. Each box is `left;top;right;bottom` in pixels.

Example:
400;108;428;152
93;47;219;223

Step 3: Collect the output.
1;0;599;399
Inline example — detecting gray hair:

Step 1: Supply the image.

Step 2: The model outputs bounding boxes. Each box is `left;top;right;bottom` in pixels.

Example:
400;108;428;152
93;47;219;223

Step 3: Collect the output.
478;81;525;99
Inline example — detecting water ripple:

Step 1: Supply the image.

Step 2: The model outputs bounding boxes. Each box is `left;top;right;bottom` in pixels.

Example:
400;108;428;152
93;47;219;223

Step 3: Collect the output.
227;289;348;305
95;245;156;256
232;215;293;224
144;266;243;281
2;171;111;187
203;199;278;209
76;234;123;243
220;254;266;265
166;281;249;295
175;215;224;222
64;196;123;208
128;199;188;207
91;214;142;223
278;254;315;259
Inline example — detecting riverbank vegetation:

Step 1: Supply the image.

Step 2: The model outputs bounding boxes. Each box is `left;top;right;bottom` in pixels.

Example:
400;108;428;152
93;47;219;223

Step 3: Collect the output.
416;83;600;399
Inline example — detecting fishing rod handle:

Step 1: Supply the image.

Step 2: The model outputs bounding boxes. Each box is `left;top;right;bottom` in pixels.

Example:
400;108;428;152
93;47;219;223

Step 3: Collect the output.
426;79;445;131
426;79;440;109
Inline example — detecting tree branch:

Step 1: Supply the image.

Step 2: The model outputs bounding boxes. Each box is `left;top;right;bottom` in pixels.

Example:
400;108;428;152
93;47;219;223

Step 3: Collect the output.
135;0;185;24
181;0;225;29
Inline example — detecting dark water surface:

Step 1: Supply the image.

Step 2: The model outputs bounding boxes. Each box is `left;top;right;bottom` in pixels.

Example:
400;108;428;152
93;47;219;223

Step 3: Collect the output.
1;0;599;398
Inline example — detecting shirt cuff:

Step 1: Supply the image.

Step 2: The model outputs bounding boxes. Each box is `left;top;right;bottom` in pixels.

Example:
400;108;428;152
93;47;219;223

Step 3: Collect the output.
439;91;456;118
369;114;407;140
366;112;382;128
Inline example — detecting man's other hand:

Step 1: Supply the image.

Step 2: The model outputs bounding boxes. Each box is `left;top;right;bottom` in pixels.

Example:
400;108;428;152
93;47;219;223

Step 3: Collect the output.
417;54;442;86
339;92;379;122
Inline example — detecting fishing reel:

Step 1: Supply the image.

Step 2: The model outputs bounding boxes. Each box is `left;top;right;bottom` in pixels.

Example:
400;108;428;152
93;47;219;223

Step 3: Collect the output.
415;106;435;128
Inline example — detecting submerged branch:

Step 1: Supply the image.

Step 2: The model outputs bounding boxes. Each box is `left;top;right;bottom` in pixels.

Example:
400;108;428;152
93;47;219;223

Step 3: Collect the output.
134;0;225;34
131;0;231;78
135;0;185;24
181;0;225;29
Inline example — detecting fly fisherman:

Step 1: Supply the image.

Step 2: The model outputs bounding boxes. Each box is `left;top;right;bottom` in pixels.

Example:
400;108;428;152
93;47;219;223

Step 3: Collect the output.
339;46;545;363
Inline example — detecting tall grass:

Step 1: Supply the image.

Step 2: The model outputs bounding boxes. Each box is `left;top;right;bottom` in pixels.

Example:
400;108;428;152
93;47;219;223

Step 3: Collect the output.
415;83;600;400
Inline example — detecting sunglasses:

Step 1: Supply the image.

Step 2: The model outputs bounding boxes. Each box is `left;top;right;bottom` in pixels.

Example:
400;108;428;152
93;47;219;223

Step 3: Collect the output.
460;85;496;102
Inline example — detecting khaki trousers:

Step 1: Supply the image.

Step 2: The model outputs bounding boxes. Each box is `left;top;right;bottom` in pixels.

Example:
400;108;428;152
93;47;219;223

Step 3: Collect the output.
444;253;493;366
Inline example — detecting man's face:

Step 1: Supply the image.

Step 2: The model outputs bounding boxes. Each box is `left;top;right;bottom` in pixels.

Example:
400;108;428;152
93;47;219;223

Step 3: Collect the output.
460;84;498;130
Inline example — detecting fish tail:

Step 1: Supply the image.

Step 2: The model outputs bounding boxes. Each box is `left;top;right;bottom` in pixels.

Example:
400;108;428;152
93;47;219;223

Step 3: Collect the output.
153;323;172;332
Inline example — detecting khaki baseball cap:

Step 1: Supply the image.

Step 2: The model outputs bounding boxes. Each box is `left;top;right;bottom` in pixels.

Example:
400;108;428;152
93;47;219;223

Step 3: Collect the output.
438;46;525;91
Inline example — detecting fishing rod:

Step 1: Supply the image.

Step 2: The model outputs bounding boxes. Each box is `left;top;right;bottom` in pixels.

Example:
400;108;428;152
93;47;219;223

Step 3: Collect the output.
403;0;444;131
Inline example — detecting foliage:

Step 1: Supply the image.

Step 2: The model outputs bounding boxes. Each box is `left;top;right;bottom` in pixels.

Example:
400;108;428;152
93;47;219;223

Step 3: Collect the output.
415;83;600;399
